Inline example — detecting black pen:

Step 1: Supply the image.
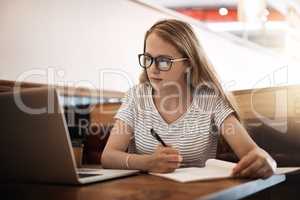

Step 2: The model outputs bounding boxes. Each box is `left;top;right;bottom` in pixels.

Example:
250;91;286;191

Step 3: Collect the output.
210;113;218;134
150;128;167;147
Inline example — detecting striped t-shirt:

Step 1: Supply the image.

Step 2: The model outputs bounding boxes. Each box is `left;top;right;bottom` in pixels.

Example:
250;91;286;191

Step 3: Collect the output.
114;83;234;167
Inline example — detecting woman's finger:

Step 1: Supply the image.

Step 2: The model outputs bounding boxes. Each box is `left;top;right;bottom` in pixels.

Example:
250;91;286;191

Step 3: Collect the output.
240;159;264;178
167;162;180;169
233;152;256;175
250;165;268;179
262;169;274;179
161;147;179;155
163;154;182;162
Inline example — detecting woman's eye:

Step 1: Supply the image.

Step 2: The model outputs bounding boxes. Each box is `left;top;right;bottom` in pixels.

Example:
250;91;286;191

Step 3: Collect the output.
158;62;171;70
159;61;169;67
158;57;169;61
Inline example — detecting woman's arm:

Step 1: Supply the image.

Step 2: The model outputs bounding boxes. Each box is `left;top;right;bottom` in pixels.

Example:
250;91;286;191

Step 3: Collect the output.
101;119;151;170
101;119;182;172
220;114;277;178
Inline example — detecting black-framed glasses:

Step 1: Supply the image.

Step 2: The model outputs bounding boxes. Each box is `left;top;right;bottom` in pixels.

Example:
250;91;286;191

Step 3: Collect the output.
138;53;188;71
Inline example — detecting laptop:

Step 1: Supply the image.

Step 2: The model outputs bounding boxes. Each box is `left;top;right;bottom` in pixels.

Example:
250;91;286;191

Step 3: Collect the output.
0;87;139;184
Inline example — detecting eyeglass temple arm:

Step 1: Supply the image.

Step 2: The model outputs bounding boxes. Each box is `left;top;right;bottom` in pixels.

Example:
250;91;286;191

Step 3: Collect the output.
171;58;188;62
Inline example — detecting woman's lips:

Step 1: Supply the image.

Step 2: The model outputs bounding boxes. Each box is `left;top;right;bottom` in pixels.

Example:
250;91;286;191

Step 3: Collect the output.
150;78;162;83
150;77;162;81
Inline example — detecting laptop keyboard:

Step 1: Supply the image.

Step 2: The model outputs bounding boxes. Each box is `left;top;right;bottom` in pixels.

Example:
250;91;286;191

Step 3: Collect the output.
77;168;103;178
78;173;103;178
77;168;102;173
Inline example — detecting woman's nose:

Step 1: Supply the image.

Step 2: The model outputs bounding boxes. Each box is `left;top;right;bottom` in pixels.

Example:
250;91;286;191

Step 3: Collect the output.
148;61;160;74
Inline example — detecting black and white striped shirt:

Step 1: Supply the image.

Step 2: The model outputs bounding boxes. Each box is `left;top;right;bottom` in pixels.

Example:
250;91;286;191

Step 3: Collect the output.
114;83;234;167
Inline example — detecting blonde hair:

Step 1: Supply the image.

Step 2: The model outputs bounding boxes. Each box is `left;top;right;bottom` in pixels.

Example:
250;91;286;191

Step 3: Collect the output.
139;19;240;120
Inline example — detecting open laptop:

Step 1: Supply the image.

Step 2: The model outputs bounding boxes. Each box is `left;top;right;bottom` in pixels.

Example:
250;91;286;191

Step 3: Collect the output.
0;87;138;184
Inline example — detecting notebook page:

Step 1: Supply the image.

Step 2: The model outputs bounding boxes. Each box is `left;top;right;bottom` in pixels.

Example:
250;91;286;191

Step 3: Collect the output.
150;159;300;183
207;159;300;175
150;159;236;183
205;159;237;170
276;167;300;174
150;167;233;183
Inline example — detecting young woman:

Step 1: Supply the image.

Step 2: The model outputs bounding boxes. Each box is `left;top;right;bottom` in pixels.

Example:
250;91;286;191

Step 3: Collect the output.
101;19;276;178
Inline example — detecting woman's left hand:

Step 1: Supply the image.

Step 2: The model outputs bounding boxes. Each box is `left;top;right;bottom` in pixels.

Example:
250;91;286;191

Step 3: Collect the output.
232;147;277;179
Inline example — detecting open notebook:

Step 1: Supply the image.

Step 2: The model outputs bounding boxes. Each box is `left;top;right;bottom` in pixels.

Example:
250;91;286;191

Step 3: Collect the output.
150;159;300;183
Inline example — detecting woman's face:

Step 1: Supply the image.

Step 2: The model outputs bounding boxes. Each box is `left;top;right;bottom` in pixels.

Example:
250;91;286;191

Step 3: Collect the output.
145;33;188;91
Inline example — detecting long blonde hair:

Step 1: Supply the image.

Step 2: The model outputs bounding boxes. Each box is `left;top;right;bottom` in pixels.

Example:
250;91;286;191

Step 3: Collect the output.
139;19;240;120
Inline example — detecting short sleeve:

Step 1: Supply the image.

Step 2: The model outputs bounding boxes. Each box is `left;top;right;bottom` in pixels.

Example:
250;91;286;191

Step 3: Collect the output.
114;88;136;129
213;94;235;128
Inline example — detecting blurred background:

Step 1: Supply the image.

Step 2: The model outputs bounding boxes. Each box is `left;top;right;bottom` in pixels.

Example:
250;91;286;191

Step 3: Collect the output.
1;0;300;92
151;0;300;60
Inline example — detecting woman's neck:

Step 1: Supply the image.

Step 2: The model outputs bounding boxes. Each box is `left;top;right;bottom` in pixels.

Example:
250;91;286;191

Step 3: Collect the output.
153;80;193;110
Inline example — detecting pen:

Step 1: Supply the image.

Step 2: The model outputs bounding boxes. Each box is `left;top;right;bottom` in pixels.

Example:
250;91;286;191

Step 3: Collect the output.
210;113;218;134
150;128;167;147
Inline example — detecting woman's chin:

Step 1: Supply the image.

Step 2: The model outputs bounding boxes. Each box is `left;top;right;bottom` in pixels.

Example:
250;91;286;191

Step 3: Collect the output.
150;79;162;90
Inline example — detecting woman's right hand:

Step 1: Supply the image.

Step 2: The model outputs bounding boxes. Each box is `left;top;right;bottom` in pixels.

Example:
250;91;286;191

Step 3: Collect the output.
147;145;183;173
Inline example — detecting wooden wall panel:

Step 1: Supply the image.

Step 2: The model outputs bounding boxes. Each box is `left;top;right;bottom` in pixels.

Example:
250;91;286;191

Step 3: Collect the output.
90;103;121;126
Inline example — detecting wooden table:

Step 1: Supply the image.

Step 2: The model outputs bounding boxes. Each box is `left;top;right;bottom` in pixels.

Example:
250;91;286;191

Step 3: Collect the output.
0;173;285;200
